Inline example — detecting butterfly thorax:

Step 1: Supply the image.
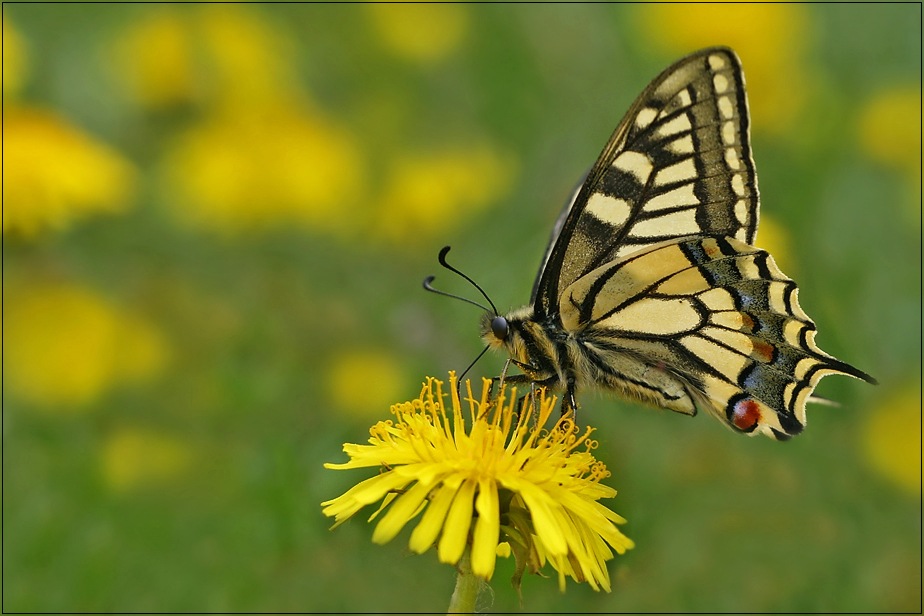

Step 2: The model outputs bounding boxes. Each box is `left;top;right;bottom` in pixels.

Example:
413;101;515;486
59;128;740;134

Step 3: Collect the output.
482;304;702;416
481;306;566;386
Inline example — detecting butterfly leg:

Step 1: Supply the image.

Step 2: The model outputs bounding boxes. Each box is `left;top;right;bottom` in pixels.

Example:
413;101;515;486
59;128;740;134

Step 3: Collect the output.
561;374;578;420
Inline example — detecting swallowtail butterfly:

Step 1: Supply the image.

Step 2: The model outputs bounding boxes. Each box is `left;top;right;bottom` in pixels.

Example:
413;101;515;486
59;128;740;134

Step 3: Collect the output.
430;47;876;440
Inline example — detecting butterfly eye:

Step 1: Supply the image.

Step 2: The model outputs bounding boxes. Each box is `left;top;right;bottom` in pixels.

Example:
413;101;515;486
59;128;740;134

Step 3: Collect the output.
491;316;509;340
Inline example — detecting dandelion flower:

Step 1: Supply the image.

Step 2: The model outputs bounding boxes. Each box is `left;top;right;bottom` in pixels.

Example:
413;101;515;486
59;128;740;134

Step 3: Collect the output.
321;373;634;596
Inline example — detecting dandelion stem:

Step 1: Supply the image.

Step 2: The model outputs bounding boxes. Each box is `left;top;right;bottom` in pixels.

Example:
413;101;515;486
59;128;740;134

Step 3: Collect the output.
447;546;479;614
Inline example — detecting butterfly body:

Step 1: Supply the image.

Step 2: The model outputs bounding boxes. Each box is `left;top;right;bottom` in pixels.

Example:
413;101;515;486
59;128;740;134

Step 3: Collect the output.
478;47;875;440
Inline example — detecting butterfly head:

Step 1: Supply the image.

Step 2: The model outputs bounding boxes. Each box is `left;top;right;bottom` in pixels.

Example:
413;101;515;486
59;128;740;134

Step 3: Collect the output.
479;306;535;366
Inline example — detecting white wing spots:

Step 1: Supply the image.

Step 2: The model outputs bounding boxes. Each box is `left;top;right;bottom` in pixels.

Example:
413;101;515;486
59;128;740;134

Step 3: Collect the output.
676;88;693;108
734;228;749;242
735;254;762;279
713;73;730;94
635;107;658;131
709;310;746;330
794;357;817;380
630;207;699;238
681;333;750;379
708;53;728;70
768;281;791;314
790;386;810;424
655;113;693;138
699;287;737;311
612;150;654;183
655;266;710;295
783;381;798;408
731;173;747;196
722;121;737;145
586;193;632;227
645;182;699;211
761;253;787;280
734;199;749;225
702;325;753;353
615;244;642;258
602;297;702;335
654;158;697;186
783;320;804;346
667;134;695;155
725;147;742;170
788;287;811;322
718;96;735;120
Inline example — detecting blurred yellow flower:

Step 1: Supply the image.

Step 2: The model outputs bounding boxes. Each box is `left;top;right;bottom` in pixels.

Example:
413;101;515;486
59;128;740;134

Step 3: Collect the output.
754;214;795;275
162;101;364;235
376;143;517;243
198;4;298;105
635;3;811;134
111;9;199;109
110;5;298;110
4;282;169;410
327;350;407;419
367;4;469;64
3;16;27;96
858;86;921;184
322;374;634;592
102;427;193;492
862;385;920;495
2;107;137;238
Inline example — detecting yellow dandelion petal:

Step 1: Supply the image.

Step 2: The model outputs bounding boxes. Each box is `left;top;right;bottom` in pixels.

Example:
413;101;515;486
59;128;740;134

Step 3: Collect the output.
512;480;569;556
372;480;433;544
408;482;460;554
471;479;501;579
321;471;413;526
322;374;633;592
438;479;476;565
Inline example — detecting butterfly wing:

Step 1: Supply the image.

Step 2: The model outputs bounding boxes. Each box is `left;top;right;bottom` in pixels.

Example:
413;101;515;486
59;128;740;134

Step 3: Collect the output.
534;47;758;318
558;236;876;439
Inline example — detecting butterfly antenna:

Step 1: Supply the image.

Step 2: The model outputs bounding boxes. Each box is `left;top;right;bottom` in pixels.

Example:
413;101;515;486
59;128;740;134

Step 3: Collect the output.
425;246;499;314
423;276;491;312
458;345;491;382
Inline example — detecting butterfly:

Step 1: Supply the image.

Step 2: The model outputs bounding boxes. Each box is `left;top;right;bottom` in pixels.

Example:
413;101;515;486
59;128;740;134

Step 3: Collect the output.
428;47;875;440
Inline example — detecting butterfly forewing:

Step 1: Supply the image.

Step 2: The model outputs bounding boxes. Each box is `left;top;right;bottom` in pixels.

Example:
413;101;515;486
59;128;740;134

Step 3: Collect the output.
536;47;758;318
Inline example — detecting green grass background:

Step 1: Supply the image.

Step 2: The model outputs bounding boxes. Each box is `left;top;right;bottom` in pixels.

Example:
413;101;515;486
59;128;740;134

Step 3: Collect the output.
3;4;920;613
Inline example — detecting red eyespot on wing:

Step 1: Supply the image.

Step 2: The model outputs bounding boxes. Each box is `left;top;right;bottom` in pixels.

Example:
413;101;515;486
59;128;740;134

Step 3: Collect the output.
731;398;761;431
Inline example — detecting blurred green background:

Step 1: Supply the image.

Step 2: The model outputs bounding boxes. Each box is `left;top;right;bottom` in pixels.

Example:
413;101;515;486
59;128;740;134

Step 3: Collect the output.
3;3;920;613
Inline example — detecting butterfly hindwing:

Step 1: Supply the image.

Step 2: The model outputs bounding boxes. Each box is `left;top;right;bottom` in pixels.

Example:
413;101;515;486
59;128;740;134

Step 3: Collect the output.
535;47;758;318
558;236;872;439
